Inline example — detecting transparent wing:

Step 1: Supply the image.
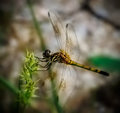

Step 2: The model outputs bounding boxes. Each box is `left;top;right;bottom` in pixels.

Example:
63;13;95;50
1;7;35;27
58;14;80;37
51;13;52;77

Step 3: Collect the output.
58;65;80;104
65;23;81;60
48;12;66;51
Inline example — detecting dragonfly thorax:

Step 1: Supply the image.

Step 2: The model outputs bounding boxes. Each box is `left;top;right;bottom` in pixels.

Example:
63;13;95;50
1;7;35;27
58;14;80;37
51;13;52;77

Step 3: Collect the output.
58;50;72;64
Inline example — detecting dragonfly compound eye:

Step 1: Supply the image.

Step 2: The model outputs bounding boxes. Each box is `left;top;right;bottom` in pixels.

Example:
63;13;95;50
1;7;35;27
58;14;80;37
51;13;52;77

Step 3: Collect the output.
43;49;51;58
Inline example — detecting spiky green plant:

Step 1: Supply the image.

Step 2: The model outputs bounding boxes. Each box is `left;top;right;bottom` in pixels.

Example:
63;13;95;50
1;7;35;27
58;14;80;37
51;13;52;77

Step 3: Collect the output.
18;50;39;111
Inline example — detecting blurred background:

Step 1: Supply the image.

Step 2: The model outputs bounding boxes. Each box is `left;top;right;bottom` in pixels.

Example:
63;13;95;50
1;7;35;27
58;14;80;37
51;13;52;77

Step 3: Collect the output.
0;0;120;113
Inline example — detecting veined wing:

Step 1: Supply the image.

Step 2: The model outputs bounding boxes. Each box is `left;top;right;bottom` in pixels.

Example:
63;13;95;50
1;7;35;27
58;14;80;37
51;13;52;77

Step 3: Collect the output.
48;12;66;51
65;23;81;60
48;12;81;59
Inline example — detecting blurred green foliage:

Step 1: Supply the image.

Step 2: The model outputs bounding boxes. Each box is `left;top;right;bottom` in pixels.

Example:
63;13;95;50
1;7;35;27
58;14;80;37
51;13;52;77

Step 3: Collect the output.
89;55;120;73
27;0;46;51
0;76;18;95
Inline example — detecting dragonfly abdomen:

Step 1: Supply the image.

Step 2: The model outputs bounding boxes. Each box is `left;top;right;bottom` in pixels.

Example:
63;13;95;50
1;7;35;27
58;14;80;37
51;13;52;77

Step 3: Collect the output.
70;61;109;76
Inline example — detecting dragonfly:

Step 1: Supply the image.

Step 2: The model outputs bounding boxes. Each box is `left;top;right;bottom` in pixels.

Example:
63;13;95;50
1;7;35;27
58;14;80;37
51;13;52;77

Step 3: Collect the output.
36;12;109;77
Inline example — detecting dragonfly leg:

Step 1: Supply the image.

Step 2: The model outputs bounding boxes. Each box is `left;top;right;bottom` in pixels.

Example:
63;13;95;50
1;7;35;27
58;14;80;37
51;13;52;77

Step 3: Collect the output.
37;61;52;71
35;56;48;62
38;61;51;68
45;62;52;70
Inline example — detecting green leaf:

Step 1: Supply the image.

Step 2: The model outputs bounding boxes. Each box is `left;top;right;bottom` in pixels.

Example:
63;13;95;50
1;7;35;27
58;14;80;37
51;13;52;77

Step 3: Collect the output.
88;56;120;73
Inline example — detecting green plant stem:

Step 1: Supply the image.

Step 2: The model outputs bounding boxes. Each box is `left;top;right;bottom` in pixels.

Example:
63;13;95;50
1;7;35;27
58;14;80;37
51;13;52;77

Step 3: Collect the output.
51;79;64;113
0;76;20;113
27;0;46;51
0;76;19;95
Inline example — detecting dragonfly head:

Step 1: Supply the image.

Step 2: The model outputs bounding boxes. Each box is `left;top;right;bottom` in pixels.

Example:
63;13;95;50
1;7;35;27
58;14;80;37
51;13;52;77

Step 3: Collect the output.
43;49;51;58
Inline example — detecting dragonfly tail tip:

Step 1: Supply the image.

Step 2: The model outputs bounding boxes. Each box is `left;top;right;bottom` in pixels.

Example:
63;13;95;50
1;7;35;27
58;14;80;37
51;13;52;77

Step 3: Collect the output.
48;12;50;17
100;71;109;76
66;23;69;28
